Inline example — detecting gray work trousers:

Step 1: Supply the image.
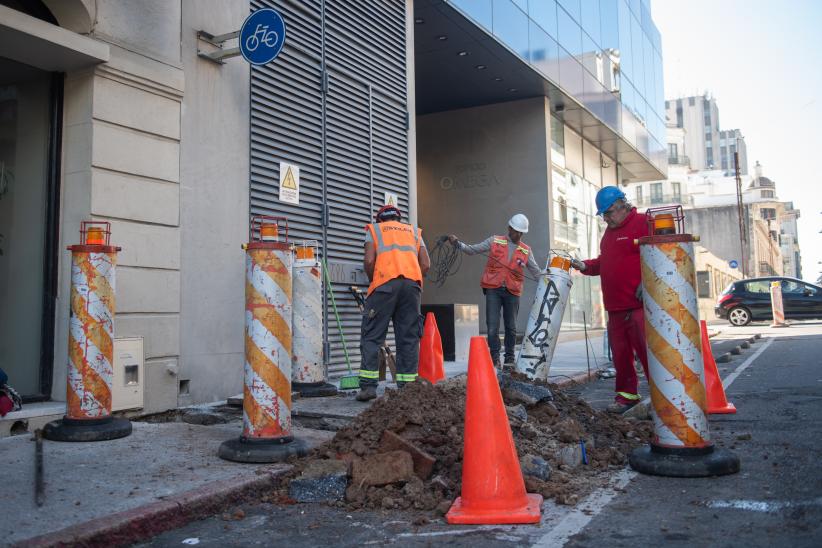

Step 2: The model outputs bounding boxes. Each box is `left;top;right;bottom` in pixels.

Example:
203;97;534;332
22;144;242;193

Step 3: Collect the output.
359;278;423;387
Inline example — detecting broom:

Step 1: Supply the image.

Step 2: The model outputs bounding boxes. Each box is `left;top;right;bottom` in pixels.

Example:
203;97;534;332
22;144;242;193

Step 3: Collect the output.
322;255;359;390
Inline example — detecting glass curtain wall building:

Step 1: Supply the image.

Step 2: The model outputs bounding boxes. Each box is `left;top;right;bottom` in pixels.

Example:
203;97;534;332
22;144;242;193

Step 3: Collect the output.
449;0;666;172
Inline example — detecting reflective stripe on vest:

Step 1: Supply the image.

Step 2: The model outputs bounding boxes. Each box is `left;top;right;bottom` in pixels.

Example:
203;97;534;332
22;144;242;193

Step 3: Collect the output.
366;221;423;296
479;235;531;296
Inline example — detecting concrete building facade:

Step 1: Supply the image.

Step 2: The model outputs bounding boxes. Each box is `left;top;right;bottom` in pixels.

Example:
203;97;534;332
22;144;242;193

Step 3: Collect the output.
665;93;748;175
1;0;665;416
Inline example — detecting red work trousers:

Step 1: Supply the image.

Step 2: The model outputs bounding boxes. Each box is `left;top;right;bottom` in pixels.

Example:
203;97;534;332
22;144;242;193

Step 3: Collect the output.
607;307;649;404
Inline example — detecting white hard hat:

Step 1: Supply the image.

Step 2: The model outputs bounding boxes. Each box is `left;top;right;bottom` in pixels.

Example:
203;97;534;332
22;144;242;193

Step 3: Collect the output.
508;213;529;233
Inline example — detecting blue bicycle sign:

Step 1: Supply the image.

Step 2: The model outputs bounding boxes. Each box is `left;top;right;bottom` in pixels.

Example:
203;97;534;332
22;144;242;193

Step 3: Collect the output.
239;8;286;65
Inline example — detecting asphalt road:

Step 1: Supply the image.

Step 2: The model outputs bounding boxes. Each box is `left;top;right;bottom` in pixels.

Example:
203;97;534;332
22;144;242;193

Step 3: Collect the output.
138;321;822;547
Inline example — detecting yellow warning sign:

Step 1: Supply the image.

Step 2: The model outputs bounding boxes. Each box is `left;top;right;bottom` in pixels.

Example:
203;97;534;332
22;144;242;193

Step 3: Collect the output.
384;192;398;207
281;167;297;190
279;162;300;205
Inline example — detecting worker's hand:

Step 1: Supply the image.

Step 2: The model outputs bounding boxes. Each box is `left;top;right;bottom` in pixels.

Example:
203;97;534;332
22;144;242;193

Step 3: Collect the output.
570;258;586;271
447;234;459;246
635;284;643;302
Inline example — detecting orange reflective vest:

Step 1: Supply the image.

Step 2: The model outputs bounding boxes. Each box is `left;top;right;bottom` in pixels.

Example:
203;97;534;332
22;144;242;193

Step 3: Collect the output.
366;221;423;296
480;235;531;296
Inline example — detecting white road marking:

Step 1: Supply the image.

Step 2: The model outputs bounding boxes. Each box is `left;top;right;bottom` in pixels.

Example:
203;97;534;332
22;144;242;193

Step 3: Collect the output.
529;337;776;547
705;497;822;513
531;468;636;547
721;337;774;389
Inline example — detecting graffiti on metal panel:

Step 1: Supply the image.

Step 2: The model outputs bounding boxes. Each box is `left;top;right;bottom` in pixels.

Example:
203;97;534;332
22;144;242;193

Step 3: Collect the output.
524;279;561;375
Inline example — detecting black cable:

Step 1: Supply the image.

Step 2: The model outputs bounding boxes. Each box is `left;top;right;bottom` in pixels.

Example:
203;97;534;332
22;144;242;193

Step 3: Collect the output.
427;236;463;287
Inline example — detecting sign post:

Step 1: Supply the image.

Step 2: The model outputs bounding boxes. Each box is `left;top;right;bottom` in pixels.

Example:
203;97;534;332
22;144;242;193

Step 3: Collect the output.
197;8;286;65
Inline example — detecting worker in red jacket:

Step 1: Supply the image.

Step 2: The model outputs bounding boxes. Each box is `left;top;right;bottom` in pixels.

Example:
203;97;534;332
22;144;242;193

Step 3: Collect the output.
571;187;650;413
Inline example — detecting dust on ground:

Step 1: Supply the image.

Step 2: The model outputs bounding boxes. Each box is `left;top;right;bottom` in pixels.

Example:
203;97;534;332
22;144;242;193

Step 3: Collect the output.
269;375;652;514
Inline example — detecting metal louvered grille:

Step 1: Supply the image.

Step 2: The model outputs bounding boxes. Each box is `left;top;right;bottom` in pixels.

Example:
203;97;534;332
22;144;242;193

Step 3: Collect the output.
249;0;408;378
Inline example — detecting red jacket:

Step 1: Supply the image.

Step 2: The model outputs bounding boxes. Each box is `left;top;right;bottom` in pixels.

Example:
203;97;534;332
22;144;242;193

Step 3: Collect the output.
581;208;648;312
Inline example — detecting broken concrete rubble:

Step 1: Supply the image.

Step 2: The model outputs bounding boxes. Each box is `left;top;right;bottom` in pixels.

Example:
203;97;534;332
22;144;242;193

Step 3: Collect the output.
277;377;652;513
351;450;414;487
288;459;348;503
379;430;436;480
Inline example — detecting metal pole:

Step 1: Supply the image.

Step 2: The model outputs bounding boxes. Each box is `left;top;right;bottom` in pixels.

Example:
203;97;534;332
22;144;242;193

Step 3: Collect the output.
734;149;747;277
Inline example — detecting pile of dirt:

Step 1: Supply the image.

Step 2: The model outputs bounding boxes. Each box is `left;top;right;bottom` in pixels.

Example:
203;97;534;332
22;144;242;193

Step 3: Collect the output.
277;376;652;513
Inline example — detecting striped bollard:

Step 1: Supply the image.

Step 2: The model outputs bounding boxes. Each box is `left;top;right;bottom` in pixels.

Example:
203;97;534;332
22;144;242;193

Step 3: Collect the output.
219;216;308;462
770;281;789;327
44;221;132;442
514;255;573;381
292;241;336;397
628;207;739;477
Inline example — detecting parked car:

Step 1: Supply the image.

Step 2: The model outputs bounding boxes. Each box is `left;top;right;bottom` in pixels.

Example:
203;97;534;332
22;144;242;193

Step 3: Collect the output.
715;277;822;326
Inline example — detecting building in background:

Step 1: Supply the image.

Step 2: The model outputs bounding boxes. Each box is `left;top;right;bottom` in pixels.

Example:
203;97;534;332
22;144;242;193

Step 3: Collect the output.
665;93;748;175
0;0;665;418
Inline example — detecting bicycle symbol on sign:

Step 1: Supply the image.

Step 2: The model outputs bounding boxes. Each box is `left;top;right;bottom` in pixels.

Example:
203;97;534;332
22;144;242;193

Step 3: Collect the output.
245;24;279;52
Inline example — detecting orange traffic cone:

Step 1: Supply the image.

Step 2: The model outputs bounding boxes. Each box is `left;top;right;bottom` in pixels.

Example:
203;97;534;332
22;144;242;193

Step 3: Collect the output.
446;337;542;525
418;312;445;384
700;320;736;414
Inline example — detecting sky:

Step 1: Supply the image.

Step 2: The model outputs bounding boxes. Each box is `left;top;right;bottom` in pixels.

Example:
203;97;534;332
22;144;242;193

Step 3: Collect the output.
652;0;822;283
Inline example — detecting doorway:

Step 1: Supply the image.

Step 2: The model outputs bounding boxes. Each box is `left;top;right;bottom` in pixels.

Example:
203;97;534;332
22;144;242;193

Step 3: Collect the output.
0;56;62;400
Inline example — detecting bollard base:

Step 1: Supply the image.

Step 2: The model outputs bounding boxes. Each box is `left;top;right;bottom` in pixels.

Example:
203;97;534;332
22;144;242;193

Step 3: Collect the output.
293;381;338;398
43;416;132;442
629;444;740;477
218;435;309;463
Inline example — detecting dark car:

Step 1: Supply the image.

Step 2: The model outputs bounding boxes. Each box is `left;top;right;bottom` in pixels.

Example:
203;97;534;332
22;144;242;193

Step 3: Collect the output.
715;277;822;326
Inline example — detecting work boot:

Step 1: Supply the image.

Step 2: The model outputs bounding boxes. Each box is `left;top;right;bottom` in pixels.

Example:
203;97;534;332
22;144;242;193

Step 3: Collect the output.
492;356;501;369
606;401;638;414
503;357;516;369
355;385;377;402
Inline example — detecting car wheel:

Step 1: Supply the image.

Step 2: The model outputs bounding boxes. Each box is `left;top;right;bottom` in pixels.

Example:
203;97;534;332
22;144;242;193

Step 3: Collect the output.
728;306;751;327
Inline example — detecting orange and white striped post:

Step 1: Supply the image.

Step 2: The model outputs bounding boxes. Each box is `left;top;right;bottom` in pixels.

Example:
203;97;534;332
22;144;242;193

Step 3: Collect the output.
770;281;789;327
219;216;307;462
44;221;132;441
628;207;739;477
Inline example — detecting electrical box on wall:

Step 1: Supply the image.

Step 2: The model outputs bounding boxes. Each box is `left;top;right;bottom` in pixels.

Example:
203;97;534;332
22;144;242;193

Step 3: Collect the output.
112;337;144;411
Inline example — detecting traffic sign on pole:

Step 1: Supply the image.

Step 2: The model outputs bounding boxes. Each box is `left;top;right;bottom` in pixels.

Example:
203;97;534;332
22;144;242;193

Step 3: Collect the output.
240;8;286;65
729;259;739;269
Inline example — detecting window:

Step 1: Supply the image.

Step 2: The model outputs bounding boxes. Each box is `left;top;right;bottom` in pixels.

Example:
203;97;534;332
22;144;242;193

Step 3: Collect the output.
744;280;770;294
705;147;713;167
705;131;712;141
650;182;663;203
696;271;711;298
672;182;681;200
688;97;695;106
721;156;728;170
668;143;677;158
781;281;804;294
676;107;683;128
762;190;775;198
636;185;644;204
761;208;776;220
559;196;568;223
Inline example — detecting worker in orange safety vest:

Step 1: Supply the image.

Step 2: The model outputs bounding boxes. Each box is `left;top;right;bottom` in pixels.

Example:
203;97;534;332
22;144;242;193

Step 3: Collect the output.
357;204;430;401
448;214;543;368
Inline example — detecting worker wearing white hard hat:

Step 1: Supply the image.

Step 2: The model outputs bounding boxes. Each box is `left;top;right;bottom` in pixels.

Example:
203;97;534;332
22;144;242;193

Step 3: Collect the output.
447;214;543;368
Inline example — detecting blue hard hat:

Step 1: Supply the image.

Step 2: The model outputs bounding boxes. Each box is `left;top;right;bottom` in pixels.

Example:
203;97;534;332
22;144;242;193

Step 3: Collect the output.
595;186;626;215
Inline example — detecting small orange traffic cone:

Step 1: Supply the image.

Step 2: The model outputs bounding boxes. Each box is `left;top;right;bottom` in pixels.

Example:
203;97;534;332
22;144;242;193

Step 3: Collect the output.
418;312;445;384
700;320;736;414
446;337;542;525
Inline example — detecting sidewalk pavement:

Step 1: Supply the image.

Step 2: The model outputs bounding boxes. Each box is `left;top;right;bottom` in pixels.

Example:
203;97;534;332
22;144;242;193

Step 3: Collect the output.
2;327;725;547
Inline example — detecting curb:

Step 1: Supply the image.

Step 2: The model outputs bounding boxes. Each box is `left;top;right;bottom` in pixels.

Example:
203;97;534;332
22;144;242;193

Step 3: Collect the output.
554;370;599;388
17;465;292;548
